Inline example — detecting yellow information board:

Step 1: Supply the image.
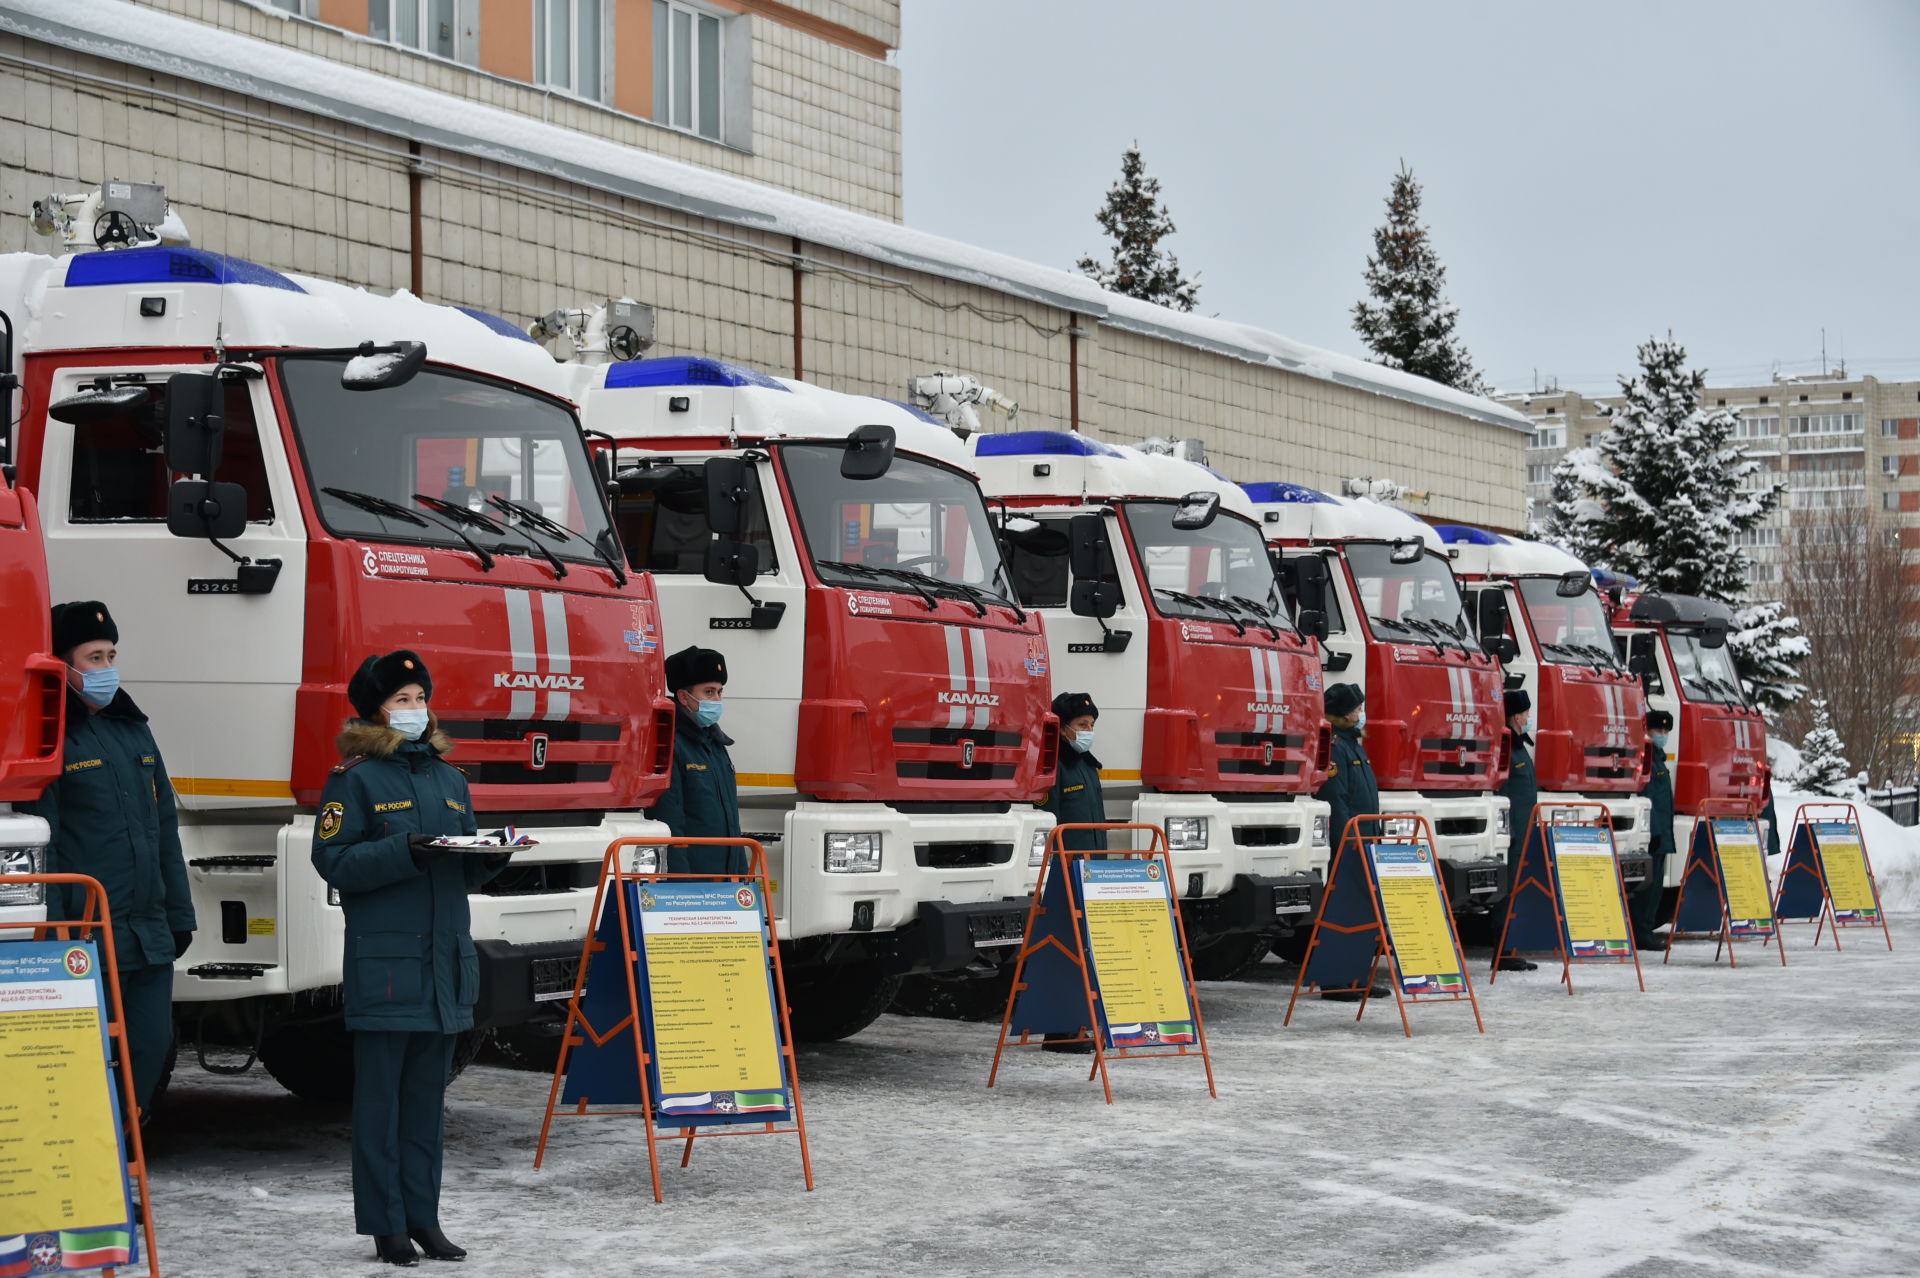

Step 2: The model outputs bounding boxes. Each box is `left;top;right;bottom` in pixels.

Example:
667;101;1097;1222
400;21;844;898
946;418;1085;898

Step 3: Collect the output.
1077;860;1189;1027
1550;825;1631;950
638;882;785;1109
1813;827;1879;917
1714;820;1776;933
0;942;131;1238
1368;843;1465;993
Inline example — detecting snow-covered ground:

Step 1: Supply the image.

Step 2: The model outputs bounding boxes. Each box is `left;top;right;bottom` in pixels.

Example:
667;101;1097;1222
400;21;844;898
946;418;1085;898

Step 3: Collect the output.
143;922;1920;1278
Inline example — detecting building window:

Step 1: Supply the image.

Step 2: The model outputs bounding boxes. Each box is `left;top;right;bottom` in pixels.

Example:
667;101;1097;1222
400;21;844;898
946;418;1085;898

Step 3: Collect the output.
1526;464;1554;484
1734;415;1778;439
535;0;606;101
1885;491;1901;511
1885;418;1901;437
1788;412;1863;436
369;0;458;59
654;0;727;140
1884;455;1902;477
1732;527;1779;548
1529;425;1565;450
271;0;311;12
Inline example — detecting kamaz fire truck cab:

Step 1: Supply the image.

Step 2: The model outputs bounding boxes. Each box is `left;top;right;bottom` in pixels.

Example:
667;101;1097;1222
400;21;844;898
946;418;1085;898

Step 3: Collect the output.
1435;526;1653;885
1;226;675;1100
575;356;1056;1040
1244;483;1511;918
1598;578;1769;898
968;431;1330;980
0;463;62;930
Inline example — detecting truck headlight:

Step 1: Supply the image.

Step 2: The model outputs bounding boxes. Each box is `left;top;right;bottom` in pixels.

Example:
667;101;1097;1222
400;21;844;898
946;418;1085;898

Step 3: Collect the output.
1165;816;1209;851
825;832;882;873
1029;830;1049;868
625;845;661;874
1311;815;1330;848
0;846;46;907
1383;817;1418;839
1496;807;1511;837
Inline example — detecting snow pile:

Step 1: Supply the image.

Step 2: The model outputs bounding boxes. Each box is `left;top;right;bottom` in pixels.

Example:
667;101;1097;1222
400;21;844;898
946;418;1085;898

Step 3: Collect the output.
1768;737;1920;911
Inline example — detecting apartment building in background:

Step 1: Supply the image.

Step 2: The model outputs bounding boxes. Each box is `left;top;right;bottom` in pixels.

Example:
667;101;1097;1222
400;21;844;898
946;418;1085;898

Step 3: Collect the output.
0;0;1531;526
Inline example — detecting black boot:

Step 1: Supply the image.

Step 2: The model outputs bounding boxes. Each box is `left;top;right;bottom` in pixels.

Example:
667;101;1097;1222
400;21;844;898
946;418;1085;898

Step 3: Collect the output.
1497;954;1538;972
374;1235;419;1267
409;1228;467;1262
1635;934;1669;952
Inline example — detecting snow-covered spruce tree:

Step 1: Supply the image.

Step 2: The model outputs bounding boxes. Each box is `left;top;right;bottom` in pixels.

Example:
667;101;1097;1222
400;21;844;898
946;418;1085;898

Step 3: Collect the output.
1541;335;1807;710
1789;700;1857;797
1076;143;1200;313
1350;164;1488;395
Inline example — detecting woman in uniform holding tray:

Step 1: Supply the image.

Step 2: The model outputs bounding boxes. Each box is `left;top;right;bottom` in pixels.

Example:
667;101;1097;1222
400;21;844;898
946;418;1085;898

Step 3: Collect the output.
311;649;512;1267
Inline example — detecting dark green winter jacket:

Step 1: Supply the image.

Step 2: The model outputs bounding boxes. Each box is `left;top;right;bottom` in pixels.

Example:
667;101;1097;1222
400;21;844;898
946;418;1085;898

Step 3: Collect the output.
1041;746;1107;852
20;687;195;970
1315;725;1381;852
648;708;747;874
1499;735;1538;866
1645;745;1676;858
310;720;502;1033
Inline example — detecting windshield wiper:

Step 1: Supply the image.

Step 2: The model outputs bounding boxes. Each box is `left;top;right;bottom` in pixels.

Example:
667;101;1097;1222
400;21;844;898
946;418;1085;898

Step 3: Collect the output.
817;559;939;611
1573;641;1621;668
481;496;566;580
486;495;627;586
1396;614;1450;655
1157;588;1245;635
323;487;432;528
1227;595;1282;641
404;493;501;572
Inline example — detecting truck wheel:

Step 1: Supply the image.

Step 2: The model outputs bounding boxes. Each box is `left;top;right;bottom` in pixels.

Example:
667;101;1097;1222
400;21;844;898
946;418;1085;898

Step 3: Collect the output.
783;962;903;1042
1269;931;1311;964
262;1023;491;1102
1186;932;1270;982
891;970;1015;1022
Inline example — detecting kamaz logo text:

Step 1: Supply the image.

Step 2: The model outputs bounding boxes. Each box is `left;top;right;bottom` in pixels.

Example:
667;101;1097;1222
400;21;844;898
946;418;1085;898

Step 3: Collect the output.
938;691;1000;707
495;672;586;690
1444;711;1479;726
1248;701;1288;715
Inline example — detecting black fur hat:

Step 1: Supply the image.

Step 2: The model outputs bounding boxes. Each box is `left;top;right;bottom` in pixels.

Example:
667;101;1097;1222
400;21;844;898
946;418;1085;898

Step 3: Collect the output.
1052;692;1099;723
1647;708;1675;732
1504;689;1532;717
348;650;433;720
1324;682;1365;718
665;646;728;692
51;601;118;657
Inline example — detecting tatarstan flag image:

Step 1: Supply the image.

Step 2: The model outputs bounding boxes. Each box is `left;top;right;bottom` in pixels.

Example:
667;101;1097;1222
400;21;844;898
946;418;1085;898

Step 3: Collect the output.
59;1226;135;1270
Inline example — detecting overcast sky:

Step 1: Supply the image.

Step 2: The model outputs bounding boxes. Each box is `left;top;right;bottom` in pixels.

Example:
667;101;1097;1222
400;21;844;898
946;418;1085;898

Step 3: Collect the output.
896;1;1920;396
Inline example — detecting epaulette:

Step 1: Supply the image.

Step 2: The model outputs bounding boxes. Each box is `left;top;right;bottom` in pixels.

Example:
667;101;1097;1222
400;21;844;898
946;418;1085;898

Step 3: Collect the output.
330;755;369;774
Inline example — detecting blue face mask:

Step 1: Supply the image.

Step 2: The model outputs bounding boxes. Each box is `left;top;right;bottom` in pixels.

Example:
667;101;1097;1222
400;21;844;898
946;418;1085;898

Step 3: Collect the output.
1651;733;1670;751
694;700;724;728
1352;711;1366;732
387;708;430;741
1070;731;1096;753
78;665;120;707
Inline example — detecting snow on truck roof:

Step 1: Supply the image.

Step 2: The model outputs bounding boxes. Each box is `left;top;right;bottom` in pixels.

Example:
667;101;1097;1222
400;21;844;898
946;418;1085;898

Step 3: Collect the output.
4;0;1531;437
0;246;571;399
967;430;1257;516
1240;482;1446;549
1432;525;1590;578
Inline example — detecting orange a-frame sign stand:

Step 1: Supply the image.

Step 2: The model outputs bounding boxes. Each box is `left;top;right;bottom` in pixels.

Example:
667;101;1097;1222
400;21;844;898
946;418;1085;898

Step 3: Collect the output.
1773;802;1894;952
0;873;162;1278
1283;815;1485;1038
986;824;1217;1103
1489;803;1646;994
1665;799;1787;968
532;838;813;1203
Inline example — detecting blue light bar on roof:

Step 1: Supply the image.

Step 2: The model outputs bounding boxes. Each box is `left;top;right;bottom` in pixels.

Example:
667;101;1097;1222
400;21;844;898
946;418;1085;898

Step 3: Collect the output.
1240;481;1334;504
62;246;305;293
886;399;944;426
453;306;537;343
603;356;789;391
1432;524;1508;546
972;430;1125;458
1590;568;1640;590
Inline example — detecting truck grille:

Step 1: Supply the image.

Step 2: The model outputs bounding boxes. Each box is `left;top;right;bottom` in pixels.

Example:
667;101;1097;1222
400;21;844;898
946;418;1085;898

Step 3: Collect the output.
479;862;599;896
1584;745;1638;781
1419;738;1492;777
441;717;627;786
898;762;1016;781
1219;759;1304;776
1233;825;1303;847
914;841;1015;869
1434;818;1487;837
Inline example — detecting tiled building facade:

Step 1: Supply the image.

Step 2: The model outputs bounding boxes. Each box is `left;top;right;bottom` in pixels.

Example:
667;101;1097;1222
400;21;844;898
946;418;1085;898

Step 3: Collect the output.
0;0;1530;527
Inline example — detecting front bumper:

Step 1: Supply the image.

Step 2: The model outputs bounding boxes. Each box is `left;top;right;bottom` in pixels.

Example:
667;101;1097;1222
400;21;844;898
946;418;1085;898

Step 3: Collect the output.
898;895;1036;974
1128;793;1331;896
1181;872;1321;940
473;937;585;1029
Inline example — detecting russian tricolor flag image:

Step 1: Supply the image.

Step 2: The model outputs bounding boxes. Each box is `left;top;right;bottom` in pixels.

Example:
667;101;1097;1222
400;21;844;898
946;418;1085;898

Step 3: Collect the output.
0;1235;30;1278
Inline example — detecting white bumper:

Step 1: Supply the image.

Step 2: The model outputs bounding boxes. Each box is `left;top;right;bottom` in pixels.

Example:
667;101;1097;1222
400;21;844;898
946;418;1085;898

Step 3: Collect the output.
1125;792;1331;894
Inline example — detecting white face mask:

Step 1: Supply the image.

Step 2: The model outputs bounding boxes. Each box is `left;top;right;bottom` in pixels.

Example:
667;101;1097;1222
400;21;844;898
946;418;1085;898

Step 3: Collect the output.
1071;731;1095;753
388;708;430;741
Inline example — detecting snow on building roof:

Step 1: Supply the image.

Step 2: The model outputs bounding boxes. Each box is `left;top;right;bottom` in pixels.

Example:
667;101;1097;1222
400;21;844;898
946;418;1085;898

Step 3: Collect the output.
2;0;1531;436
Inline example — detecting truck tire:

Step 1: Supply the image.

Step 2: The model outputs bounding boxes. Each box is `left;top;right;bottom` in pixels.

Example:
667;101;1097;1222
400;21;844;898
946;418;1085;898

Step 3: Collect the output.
1186;932;1270;982
783;962;903;1042
1269;930;1311;964
891;969;1015;1022
261;1022;489;1102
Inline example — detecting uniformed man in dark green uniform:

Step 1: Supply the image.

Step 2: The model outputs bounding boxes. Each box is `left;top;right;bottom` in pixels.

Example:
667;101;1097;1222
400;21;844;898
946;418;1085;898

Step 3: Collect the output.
648;645;747;874
1312;682;1388;1001
1495;689;1539;971
1633;708;1675;951
20;601;195;1115
1040;691;1106;851
311;650;509;1267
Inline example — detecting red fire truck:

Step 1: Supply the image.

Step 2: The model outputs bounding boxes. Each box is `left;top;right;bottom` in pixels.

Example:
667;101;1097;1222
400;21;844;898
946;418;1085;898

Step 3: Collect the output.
0;457;64;929
1;230;675;1098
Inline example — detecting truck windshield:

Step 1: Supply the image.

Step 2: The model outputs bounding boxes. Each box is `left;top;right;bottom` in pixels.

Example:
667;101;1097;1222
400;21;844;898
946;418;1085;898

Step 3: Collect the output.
1668;632;1746;704
281;359;614;563
780;444;1018;606
1125;503;1293;632
1516;578;1620;668
1345;542;1477;649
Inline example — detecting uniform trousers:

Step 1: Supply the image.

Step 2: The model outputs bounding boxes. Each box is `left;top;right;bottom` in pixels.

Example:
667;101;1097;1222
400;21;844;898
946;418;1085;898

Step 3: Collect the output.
351;1030;455;1236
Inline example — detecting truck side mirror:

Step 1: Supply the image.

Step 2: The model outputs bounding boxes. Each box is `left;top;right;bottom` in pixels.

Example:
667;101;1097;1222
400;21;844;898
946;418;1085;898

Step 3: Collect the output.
165;372;224;476
1289;553;1329;616
1296;607;1329;642
1699;618;1729;649
1070;579;1121;620
1555;570;1588;597
166;479;247;540
703;456;746;536
703;538;759;587
1475;588;1511;644
1627;647;1658;677
1171;490;1220;531
1067;513;1110;581
841;424;896;480
49;383;151;425
340;341;427;391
